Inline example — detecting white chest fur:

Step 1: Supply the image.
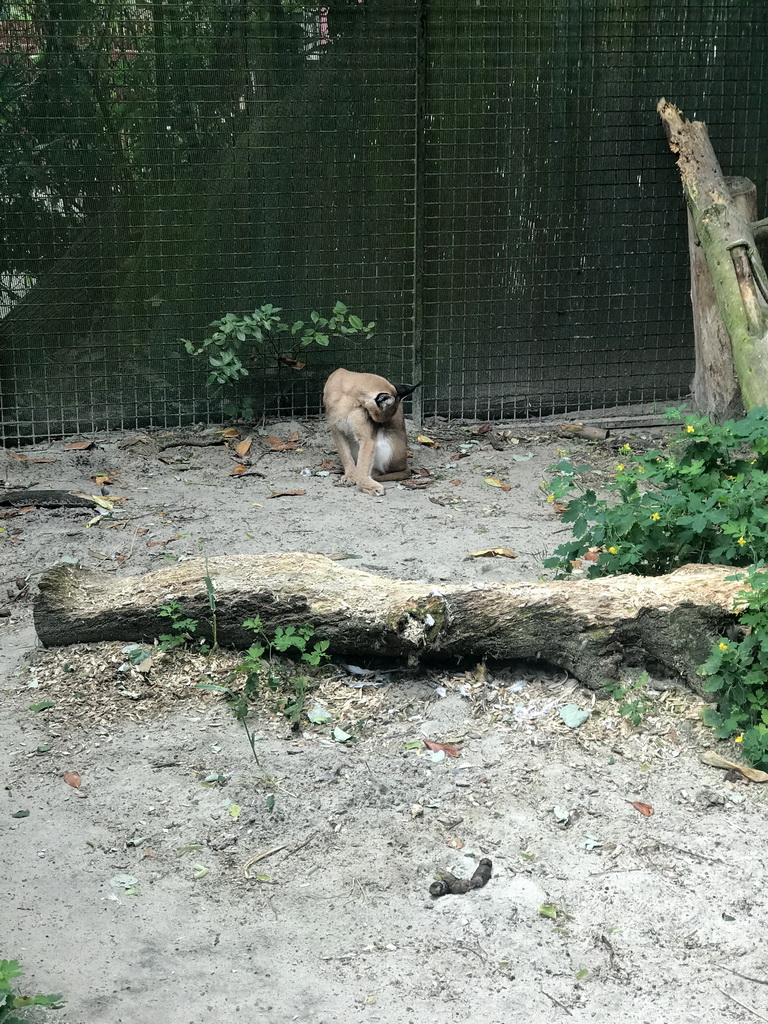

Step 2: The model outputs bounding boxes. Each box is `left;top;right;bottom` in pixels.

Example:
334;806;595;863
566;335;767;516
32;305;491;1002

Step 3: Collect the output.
373;433;393;473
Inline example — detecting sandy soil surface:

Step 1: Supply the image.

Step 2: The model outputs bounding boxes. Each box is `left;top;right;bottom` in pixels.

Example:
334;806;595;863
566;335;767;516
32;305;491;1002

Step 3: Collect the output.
2;419;766;1024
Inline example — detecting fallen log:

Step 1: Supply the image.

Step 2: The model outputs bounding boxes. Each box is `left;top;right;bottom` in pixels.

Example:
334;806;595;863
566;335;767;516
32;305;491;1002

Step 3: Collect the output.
658;99;768;412
34;553;743;692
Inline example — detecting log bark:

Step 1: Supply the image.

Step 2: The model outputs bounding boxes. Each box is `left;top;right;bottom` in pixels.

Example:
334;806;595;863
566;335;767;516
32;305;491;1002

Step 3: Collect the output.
34;553;743;692
658;98;768;412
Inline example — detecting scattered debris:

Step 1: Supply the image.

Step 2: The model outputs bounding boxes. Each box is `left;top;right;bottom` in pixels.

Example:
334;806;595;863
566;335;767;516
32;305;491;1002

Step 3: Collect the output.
627;800;654;817
701;750;768;783
557;423;609;441
467;547;518;559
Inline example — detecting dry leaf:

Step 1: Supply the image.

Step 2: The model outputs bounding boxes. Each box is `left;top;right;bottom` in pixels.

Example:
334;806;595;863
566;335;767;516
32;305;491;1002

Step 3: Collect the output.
583;550;600;562
467;547;518;559
627;800;654;817
147;540;168;548
319;459;341;473
446;837;464;850
267;490;306;499
700;750;768;783
450;479;462;486
399;479;434;489
416;435;439;448
230;464;249;476
278;357;306;370
473;423;492;435
265;435;299;452
288;430;299;441
217;428;240;438
8;451;28;461
450;453;469;461
570;559;583;568
63;771;81;788
31;459;56;464
552;501;569;514
235;437;253;457
64;441;95;451
423;739;460;758
484;477;511;492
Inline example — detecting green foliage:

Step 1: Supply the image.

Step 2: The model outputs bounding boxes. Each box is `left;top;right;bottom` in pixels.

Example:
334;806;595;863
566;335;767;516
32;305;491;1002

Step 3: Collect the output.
603;672;653;727
197;613;330;760
157;599;200;652
0;959;62;1024
698;563;768;768
544;407;768;577
181;301;375;388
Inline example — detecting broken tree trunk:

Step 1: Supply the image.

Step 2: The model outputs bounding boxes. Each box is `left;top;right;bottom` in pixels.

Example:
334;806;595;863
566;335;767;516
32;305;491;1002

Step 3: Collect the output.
35;553;743;692
687;176;755;422
658;98;768;412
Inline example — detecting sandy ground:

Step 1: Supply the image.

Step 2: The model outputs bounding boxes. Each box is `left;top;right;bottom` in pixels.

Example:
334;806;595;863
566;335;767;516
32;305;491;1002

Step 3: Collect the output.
2;418;767;1024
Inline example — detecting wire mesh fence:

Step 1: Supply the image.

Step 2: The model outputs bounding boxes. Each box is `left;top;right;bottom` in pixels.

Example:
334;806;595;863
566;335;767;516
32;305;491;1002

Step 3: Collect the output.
1;0;767;444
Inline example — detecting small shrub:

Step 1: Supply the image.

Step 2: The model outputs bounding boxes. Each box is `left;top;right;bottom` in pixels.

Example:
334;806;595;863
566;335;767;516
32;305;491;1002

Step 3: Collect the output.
698;563;768;768
181;301;375;389
544;407;768;577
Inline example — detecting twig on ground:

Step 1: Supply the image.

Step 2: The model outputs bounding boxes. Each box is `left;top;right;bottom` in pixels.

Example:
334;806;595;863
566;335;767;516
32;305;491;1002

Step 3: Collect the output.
242;844;287;878
716;964;768;987
714;984;768;1022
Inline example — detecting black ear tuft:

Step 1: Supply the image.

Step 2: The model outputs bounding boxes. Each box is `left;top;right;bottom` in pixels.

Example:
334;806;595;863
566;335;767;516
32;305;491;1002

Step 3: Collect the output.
375;392;394;408
395;382;422;399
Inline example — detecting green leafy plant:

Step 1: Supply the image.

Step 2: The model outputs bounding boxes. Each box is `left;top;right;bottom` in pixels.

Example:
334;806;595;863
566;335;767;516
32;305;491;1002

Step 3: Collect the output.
543;407;768;577
698;563;768;768
198;615;330;762
157;599;200;652
182;301;375;388
0;959;62;1024
603;672;654;727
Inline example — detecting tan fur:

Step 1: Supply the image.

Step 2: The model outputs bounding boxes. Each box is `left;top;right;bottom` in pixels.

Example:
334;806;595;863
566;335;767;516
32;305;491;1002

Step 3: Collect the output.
323;368;418;496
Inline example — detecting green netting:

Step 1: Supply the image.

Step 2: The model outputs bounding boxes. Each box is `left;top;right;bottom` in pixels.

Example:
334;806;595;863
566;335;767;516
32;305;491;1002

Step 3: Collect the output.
1;1;766;442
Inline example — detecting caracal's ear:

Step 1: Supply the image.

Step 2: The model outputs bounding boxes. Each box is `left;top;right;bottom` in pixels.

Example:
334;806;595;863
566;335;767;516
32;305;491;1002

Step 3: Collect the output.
394;382;421;399
374;391;396;410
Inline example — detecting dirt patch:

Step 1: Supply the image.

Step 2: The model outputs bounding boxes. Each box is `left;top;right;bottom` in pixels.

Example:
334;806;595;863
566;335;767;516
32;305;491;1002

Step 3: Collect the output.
3;419;765;1024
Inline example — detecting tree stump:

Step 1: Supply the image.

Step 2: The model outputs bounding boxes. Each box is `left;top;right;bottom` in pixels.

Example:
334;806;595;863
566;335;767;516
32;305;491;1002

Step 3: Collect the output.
658;98;768;412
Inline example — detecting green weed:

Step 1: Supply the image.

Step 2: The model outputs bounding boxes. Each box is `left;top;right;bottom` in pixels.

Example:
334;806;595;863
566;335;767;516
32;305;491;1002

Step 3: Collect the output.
698;563;768;768
544;407;768;577
603;672;654;727
0;959;62;1023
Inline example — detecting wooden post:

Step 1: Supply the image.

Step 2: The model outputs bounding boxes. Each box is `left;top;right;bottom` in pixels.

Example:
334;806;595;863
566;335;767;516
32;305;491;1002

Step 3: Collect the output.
658;99;768;412
688;176;756;421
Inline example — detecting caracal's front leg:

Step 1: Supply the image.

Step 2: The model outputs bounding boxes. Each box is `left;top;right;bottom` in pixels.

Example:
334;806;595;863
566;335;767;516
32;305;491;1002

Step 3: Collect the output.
330;426;358;488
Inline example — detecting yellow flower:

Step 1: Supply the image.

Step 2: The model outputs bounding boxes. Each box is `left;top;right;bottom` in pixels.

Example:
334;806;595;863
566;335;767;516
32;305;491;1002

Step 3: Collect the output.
547;494;555;503
727;475;735;481
608;546;618;555
621;444;632;453
738;536;747;547
651;512;660;521
616;463;625;472
637;466;645;474
686;424;695;433
734;734;744;743
718;642;728;651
